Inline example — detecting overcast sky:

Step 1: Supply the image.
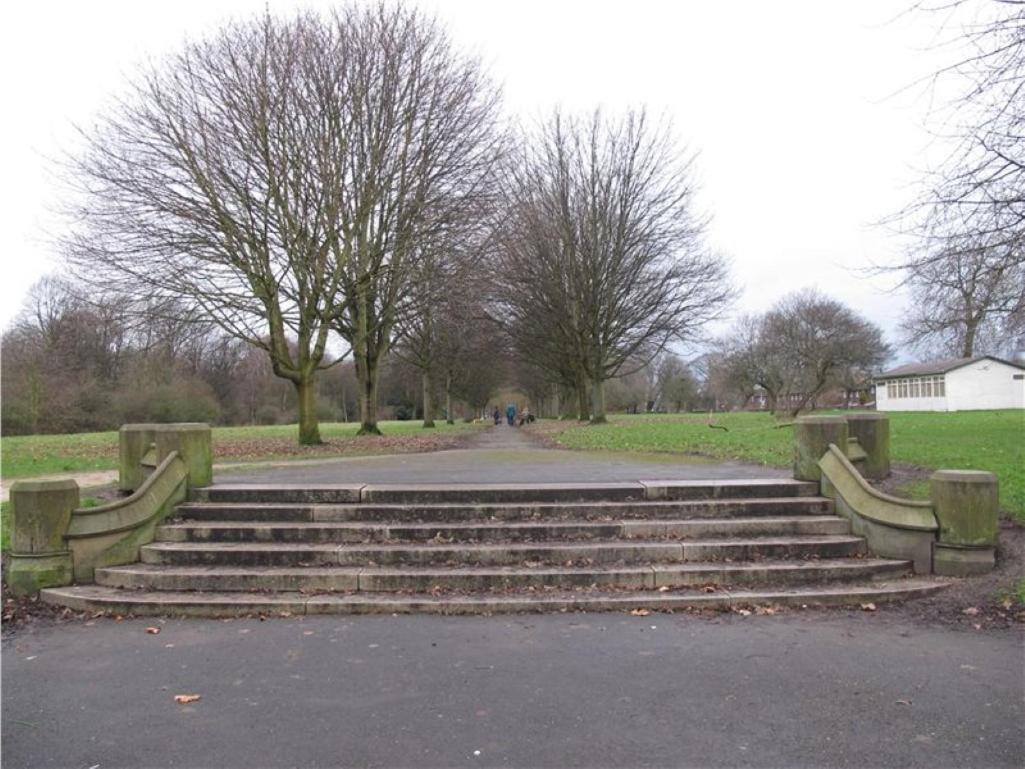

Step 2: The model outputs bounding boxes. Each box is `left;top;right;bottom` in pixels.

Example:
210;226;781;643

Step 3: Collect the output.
0;1;957;356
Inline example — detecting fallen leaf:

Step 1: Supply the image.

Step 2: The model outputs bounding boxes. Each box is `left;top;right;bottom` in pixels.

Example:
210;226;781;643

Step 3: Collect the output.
861;603;877;612
657;586;670;593
736;609;752;617
629;609;650;617
972;623;983;630
755;606;776;616
896;699;912;706
961;606;980;616
174;694;201;704
145;627;161;635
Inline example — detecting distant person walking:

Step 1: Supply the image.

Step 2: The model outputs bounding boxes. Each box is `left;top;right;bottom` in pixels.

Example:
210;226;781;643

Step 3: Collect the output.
493;407;501;425
505;403;517;426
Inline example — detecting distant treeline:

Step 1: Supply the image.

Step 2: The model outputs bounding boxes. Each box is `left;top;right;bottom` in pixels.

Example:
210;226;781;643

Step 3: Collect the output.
0;278;499;436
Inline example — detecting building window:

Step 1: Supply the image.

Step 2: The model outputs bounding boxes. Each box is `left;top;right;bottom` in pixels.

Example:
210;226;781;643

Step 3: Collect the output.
923;378;932;397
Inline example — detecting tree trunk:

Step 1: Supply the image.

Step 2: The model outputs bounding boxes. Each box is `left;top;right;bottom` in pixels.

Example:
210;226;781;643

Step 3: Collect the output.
575;370;590;422
962;321;977;358
355;353;382;435
589;378;607;424
445;371;454;425
551;387;560;420
295;375;322;446
422;371;436;428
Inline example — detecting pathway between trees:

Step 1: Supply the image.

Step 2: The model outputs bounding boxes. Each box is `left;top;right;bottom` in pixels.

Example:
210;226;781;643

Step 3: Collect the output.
0;424;783;502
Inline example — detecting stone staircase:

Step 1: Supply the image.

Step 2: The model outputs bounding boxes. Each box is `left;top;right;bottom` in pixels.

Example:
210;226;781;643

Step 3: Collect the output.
40;479;944;616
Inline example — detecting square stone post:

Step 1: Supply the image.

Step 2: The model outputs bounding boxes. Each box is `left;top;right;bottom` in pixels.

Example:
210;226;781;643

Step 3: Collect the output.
930;470;999;576
793;416;848;482
6;480;79;595
153;423;213;488
845;413;890;480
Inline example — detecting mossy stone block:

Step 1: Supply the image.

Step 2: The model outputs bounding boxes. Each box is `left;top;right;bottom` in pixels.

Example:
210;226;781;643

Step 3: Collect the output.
933;543;996;577
10;479;79;554
6;552;74;595
154;423;212;488
845;413;890;480
794;416;848;482
929;470;999;548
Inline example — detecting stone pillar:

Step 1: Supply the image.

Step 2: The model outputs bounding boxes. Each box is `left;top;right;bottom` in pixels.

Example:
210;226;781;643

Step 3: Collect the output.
930;470;999;576
6;480;78;595
153;423;213;488
119;424;157;492
793;416;848;482
845;413;890;480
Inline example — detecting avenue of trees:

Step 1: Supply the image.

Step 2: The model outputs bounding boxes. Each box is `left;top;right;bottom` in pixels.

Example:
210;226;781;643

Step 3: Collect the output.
493;110;733;424
62;5;503;444
45;3;737;442
14;1;1017;439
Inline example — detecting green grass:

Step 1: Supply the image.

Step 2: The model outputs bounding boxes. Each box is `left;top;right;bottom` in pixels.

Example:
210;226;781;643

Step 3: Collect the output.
549;410;1025;520
0;420;482;481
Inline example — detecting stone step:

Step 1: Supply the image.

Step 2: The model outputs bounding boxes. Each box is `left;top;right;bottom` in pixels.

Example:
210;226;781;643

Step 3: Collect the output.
155;516;852;544
40;577;945;617
190;479;818;505
95;558;910;593
174;497;834;523
139;536;867;568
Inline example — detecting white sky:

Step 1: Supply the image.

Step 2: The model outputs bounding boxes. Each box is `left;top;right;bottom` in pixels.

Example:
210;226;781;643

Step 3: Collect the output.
0;0;956;356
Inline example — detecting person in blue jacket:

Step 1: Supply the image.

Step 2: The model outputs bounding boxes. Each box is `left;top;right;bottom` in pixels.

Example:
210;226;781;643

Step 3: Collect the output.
505;403;516;426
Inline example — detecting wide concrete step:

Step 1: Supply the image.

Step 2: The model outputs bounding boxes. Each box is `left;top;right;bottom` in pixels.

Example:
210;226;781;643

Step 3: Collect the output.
139;536;867;568
191;479;818;505
40;578;945;617
174;497;833;523
155;516;851;544
95;558;910;593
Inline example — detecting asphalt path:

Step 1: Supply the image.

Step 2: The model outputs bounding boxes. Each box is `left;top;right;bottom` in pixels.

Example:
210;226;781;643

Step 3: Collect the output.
214;424;787;486
3;612;1022;768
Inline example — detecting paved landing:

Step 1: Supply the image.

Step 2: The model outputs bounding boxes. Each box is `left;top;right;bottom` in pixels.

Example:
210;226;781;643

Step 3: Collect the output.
3;613;1021;768
215;424;786;485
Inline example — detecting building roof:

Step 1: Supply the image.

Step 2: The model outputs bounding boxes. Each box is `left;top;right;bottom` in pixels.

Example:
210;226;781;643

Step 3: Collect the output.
875;355;1025;380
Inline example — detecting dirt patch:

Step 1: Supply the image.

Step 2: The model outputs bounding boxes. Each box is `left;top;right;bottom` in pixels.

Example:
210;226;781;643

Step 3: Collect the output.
867;520;1025;631
1;588;94;639
214;431;477;462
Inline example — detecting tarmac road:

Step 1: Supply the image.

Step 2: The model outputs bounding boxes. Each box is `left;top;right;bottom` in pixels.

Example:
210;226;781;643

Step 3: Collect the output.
3;611;1022;768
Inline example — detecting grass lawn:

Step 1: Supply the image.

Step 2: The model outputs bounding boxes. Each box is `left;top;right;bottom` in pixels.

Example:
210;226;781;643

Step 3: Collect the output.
1;421;484;482
544;410;1025;521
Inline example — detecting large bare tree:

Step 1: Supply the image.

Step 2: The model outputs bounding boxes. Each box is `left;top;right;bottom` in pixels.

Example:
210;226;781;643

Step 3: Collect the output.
496;110;732;423
325;3;504;435
62;12;355;444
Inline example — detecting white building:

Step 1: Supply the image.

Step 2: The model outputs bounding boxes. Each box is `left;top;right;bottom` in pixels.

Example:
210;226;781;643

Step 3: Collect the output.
874;356;1025;412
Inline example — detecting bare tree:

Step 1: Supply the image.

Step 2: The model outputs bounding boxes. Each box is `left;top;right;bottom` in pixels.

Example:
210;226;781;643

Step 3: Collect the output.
496;109;733;424
326;3;504;435
890;3;1025;356
719;290;890;418
62;11;357;445
900;233;1023;356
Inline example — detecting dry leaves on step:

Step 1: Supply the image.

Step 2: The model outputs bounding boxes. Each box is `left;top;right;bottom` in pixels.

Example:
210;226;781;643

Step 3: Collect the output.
629;609;651;617
145;627;161;635
861;603;877;612
174;694;201;704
